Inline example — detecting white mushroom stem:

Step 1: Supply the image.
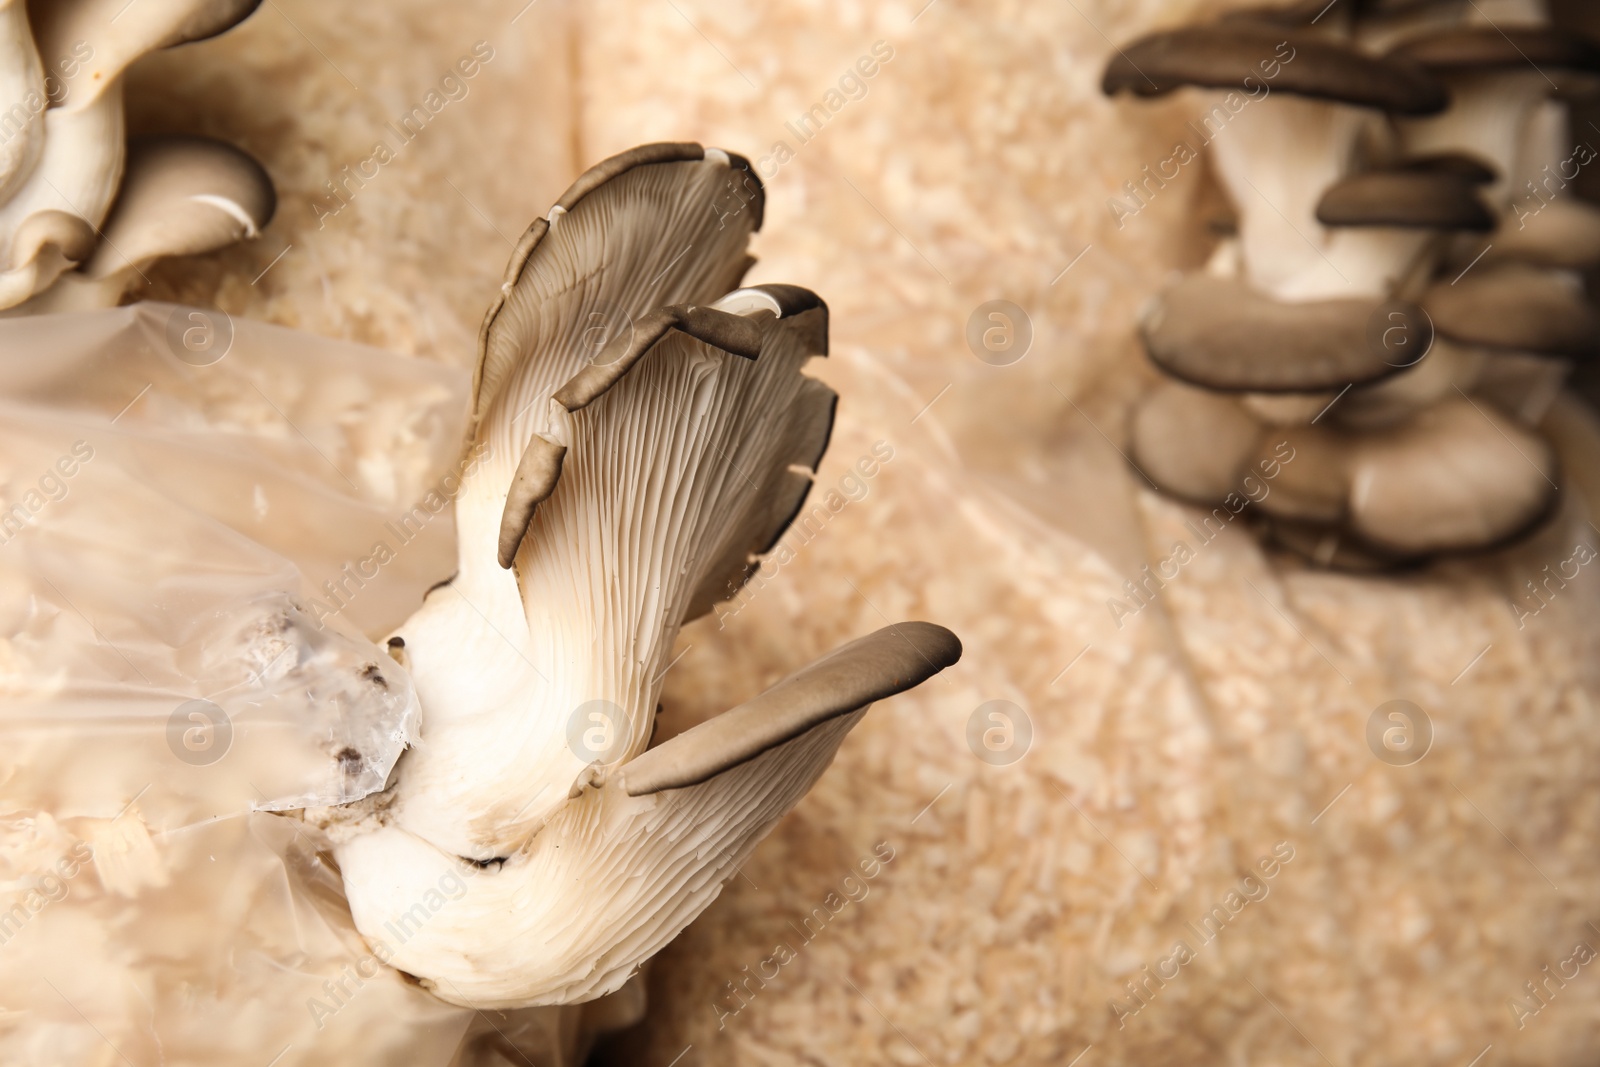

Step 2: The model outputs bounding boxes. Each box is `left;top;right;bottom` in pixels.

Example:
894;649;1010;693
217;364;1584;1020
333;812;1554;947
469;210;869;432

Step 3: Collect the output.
1206;94;1378;300
0;0;45;202
1272;227;1438;301
1397;72;1554;209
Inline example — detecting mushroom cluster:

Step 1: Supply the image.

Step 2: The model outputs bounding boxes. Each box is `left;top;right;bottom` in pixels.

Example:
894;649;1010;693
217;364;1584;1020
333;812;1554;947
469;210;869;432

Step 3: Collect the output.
0;0;274;314
1105;0;1599;568
305;144;961;1008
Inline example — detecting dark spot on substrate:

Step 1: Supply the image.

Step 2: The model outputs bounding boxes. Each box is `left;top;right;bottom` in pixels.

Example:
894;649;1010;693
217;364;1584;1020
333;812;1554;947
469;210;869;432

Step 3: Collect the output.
336;747;362;770
360;663;388;688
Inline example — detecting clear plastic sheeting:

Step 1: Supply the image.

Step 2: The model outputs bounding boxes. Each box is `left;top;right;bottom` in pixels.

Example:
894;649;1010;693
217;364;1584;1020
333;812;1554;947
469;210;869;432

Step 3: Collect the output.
0;305;505;1066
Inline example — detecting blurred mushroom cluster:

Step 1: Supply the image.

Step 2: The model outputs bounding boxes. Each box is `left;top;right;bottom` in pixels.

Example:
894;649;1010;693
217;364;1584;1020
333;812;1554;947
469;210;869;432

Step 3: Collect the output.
1105;0;1600;569
0;0;274;314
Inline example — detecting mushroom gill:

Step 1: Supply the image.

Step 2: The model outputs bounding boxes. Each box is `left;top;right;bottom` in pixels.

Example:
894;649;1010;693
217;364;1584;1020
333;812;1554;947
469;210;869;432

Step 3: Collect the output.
307;143;961;1007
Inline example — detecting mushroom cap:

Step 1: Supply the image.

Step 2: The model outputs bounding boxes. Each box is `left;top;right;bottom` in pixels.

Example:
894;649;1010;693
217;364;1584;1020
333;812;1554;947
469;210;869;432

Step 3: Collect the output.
1246;398;1557;558
621;622;962;796
1221;0;1444;25
82;135;275;280
1129;380;1265;504
1316;169;1494;230
28;0;264;109
7;209;94;270
1253;425;1349;523
1140;274;1416;392
1104;24;1448;113
1396;151;1498;185
1335;336;1487;428
1477;196;1600;270
472;142;764;433
1346;397;1557;554
1389;25;1600;76
1424;263;1600;356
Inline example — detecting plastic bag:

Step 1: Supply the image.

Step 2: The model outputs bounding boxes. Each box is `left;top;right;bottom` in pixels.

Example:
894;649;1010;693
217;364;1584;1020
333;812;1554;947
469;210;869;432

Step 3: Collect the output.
0;304;489;1066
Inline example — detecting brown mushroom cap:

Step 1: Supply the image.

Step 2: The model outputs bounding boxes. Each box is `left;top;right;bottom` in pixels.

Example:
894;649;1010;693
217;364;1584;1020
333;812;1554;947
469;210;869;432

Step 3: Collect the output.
82;135;275;281
1140;274;1416;392
1248;398;1557;558
1389;26;1600;76
1129;380;1265;504
1316;169;1494;230
1346;397;1557;554
1423;263;1600;356
1222;0;1444;25
1396;151;1498;185
1104;24;1447;113
620;622;962;796
1252;425;1349;524
1478;197;1600;270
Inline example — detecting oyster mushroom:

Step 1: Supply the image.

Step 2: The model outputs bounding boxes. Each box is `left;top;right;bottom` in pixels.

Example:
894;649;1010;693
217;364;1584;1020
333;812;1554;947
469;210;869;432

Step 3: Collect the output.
0;0;269;309
1104;22;1447;299
1297;166;1494;295
1389;26;1600;208
312;144;961;1008
24;134;275;311
1459;195;1600;271
1139;272;1417;392
1424;262;1600;357
1129;379;1267;503
1264;396;1558;556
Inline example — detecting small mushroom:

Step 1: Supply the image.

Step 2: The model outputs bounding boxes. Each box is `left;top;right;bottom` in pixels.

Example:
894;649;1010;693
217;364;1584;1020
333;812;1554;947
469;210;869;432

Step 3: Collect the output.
1275;165;1494;298
1129;379;1266;503
26;134;275;311
1261;396;1557;556
1104;23;1446;299
1316;168;1494;230
1139;273;1414;392
1254;424;1350;523
1423;262;1600;357
1394;151;1498;185
1455;196;1600;272
1389;26;1600;208
1344;396;1557;554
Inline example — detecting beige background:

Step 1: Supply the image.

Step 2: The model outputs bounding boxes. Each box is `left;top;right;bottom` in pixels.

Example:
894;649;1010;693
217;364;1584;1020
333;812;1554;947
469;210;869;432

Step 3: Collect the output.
125;2;1600;1064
